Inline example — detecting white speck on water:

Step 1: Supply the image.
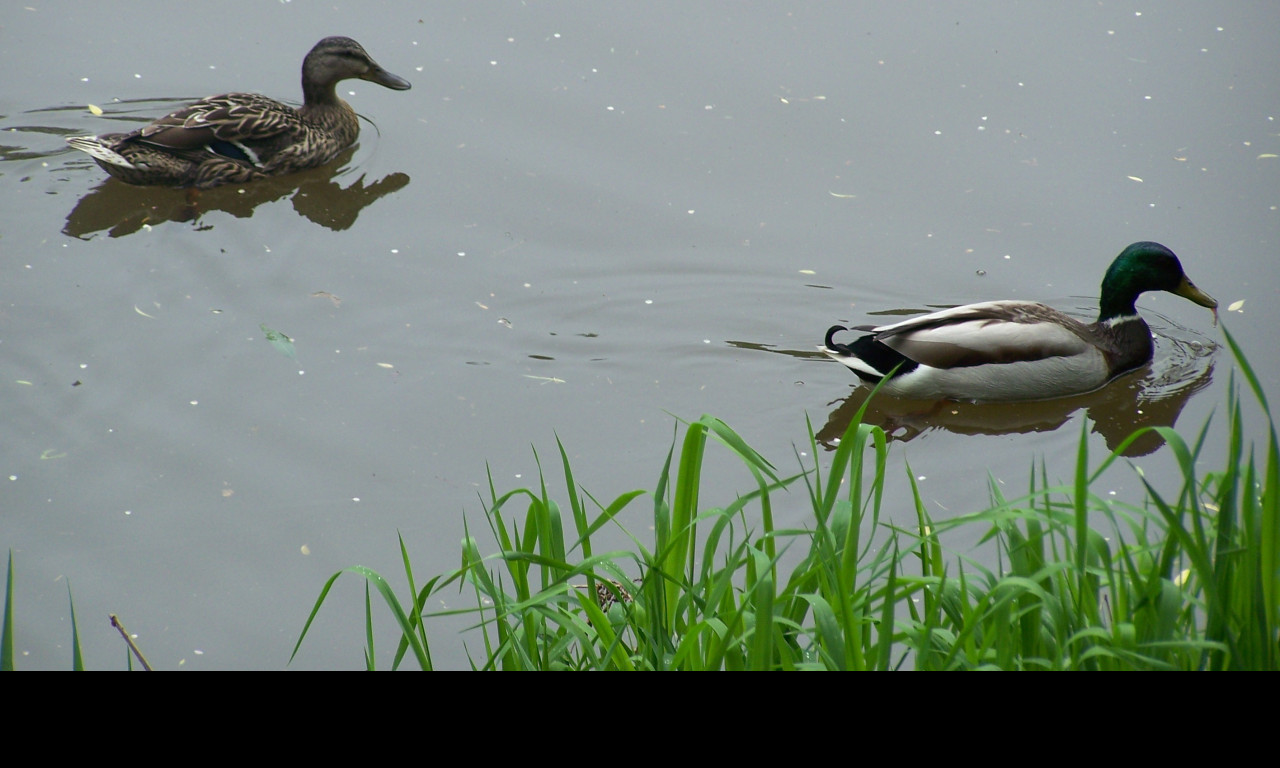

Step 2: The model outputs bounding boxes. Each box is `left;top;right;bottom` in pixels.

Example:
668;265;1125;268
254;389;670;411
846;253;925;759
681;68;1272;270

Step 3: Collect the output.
189;400;198;406
644;299;653;304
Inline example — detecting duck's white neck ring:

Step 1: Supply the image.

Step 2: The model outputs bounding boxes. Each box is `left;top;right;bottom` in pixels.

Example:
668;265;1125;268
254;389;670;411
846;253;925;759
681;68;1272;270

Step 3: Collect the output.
1101;313;1141;329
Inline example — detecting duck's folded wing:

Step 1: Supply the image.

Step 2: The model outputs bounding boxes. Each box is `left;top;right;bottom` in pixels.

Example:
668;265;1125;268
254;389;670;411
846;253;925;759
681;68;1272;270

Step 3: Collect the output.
137;94;297;149
870;301;1095;369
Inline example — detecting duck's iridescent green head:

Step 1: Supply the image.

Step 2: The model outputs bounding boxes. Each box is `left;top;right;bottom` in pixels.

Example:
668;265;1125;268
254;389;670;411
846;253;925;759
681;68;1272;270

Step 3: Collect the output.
1098;241;1217;322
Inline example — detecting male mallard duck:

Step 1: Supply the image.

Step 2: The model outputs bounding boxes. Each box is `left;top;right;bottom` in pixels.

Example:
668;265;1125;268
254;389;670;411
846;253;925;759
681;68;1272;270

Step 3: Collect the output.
65;36;411;189
821;241;1218;402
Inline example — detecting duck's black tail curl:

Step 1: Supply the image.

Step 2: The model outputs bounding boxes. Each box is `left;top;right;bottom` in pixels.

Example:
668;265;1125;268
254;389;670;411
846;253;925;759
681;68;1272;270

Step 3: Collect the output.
824;325;849;351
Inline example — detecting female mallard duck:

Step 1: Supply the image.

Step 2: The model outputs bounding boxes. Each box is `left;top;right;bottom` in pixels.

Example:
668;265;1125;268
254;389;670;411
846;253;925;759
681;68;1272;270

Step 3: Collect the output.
821;241;1218;402
65;37;411;189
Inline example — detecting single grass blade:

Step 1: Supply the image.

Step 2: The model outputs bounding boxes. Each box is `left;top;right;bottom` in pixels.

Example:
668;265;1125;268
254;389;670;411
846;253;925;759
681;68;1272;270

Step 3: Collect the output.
2;551;14;671
68;581;84;671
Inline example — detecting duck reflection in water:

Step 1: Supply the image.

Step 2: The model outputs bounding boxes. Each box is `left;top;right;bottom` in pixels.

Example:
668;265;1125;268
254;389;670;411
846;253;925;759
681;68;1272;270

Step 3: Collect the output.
63;146;409;238
815;338;1215;458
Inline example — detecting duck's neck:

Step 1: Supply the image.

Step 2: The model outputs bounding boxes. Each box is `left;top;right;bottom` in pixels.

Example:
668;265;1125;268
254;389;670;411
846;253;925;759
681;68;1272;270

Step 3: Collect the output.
302;78;342;108
1097;290;1140;324
1096;314;1154;374
298;79;357;142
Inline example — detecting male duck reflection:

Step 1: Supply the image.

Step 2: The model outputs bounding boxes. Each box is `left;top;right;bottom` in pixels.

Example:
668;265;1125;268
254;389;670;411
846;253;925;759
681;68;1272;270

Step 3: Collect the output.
66;37;410;189
822;242;1218;403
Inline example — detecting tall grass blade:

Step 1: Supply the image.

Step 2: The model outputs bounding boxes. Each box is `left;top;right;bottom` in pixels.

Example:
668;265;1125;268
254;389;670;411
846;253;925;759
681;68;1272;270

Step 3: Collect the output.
2;551;13;671
364;582;375;671
68;581;84;671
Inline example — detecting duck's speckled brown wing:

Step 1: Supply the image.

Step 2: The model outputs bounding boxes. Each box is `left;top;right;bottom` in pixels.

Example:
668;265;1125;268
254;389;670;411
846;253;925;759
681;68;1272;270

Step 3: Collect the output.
135;93;302;150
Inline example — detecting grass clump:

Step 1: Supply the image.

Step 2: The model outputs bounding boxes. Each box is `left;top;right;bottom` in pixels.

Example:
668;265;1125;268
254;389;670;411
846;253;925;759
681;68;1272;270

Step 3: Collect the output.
292;323;1276;669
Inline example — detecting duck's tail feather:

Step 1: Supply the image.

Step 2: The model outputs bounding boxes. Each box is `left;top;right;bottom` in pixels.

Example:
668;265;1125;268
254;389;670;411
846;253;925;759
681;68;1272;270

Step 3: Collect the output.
66;136;137;170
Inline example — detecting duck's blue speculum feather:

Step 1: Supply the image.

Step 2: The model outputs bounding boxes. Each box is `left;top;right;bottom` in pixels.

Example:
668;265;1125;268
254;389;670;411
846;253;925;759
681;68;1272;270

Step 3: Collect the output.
65;36;411;189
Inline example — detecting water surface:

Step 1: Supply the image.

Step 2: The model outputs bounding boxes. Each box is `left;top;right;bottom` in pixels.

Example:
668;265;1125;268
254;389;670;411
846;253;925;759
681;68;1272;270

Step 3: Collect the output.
2;2;1275;669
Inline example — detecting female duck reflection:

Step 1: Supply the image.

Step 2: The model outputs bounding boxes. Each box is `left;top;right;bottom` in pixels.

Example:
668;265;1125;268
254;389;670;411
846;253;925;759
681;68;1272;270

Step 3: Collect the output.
63;148;409;238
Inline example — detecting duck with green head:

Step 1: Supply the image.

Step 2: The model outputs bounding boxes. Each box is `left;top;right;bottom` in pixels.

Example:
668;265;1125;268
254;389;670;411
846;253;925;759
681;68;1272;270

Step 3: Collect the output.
65;37;411;189
821;241;1218;402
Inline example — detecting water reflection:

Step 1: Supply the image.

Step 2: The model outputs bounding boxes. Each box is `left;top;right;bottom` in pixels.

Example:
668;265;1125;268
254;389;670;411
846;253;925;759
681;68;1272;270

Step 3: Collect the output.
63;147;409;238
812;329;1216;457
816;360;1212;456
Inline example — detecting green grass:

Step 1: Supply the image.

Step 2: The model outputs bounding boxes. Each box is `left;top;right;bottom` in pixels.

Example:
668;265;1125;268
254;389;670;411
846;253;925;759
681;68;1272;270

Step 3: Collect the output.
292;324;1279;671
2;551;86;671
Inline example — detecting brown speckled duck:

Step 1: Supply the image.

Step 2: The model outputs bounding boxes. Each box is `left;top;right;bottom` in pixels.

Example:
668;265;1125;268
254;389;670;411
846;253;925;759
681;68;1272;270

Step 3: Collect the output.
66;37;411;189
821;242;1218;402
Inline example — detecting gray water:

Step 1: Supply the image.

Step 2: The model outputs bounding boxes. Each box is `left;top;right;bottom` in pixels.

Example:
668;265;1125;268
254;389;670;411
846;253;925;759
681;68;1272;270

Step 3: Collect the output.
2;2;1276;669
